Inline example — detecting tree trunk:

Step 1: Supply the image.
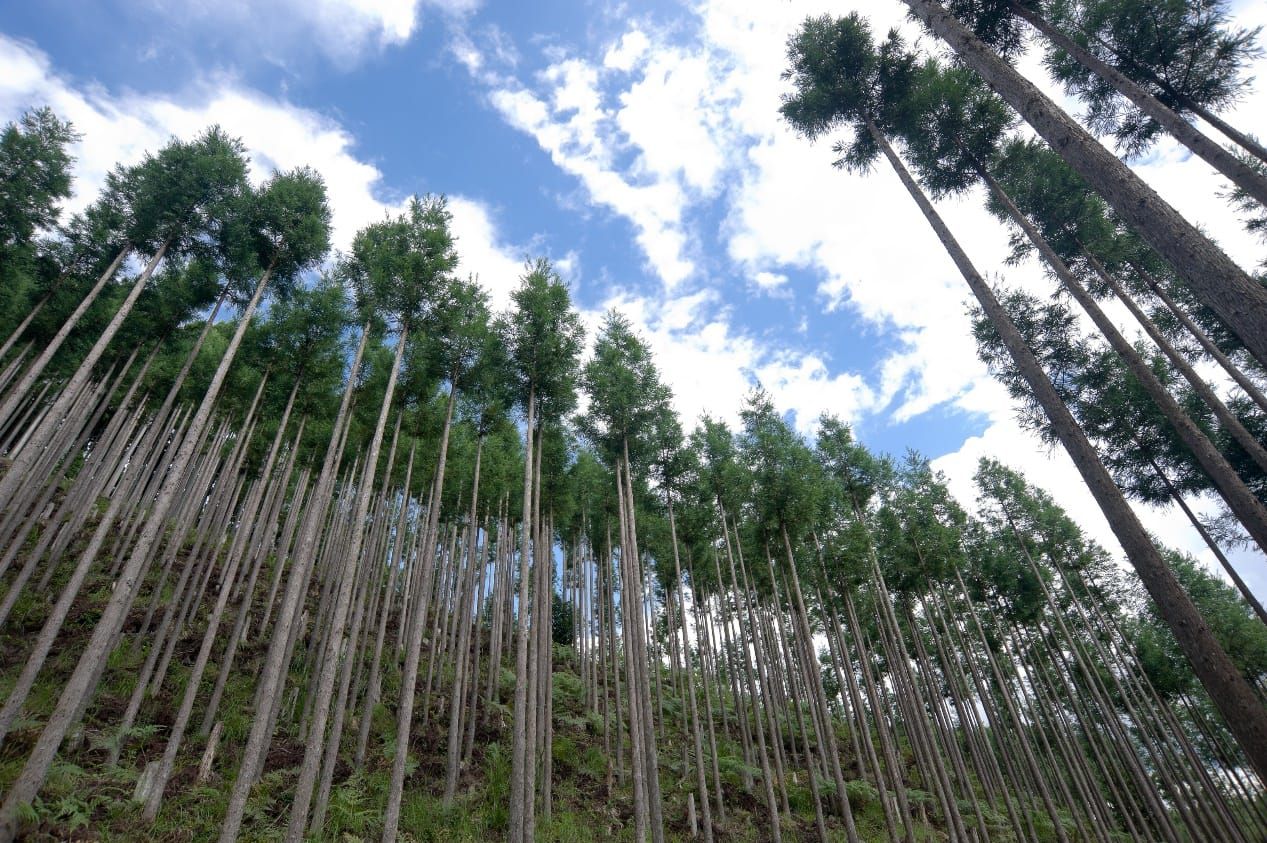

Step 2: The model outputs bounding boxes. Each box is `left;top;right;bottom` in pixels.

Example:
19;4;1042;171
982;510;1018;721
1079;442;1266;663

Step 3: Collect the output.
668;496;714;843
903;0;1267;369
1136;267;1267;417
0;243;133;435
382;365;458;843
867;116;1267;783
1005;0;1267;208
445;433;485;804
216;325;370;843
977;164;1267;552
0;262;275;839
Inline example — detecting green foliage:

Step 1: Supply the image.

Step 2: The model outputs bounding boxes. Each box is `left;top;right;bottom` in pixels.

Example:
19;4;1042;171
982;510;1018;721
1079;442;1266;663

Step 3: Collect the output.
580;310;671;469
0;106;79;335
344;194;457;338
122;125;250;254
1047;0;1261;155
1135;547;1267;696
502;258;584;422
325;772;377;837
895;58;1016;199
552;590;576;647
738;388;825;547
844;777;879;811
221;165;331;292
0;106;77;249
779;14;915;172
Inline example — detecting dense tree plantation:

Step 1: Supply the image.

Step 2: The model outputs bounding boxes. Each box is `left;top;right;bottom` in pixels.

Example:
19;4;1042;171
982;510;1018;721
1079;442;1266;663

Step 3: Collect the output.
1;0;1267;838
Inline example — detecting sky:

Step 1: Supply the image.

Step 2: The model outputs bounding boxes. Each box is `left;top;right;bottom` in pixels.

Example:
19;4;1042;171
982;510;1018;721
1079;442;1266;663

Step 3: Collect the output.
1;0;1265;593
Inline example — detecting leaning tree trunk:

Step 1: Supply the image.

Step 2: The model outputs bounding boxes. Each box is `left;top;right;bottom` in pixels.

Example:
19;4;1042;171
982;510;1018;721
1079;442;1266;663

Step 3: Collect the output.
902;0;1267;369
1141;450;1267;626
355;436;416;767
1134;266;1267;417
975;164;1267;553
0;243;133;434
0;242;153;513
866;116;1267;782
216;324;370;843
1003;0;1267;208
621;441;666;843
1080;249;1267;476
0;260;277;839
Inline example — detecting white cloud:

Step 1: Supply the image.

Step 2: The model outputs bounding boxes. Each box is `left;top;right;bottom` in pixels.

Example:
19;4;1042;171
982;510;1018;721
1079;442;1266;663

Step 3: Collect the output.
584;286;877;437
0;33;525;312
459;0;1267;599
447;197;527;311
464;23;748;291
486;79;695;289
455;1;1017;426
144;0;479;65
603;31;651;72
751;270;789;297
615;48;730;194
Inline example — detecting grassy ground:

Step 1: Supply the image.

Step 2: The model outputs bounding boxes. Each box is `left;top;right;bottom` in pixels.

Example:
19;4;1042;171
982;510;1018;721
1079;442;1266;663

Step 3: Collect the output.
0;537;1062;841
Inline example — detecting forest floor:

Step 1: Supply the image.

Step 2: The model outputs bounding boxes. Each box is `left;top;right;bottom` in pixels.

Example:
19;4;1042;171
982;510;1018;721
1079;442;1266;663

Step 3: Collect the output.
0;546;1014;841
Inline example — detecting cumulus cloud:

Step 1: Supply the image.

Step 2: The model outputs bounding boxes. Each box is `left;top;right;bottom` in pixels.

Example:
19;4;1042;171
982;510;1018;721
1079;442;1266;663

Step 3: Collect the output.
453;0;1267;597
144;0;479;66
583;286;878;437
485;77;697;290
751;270;789;297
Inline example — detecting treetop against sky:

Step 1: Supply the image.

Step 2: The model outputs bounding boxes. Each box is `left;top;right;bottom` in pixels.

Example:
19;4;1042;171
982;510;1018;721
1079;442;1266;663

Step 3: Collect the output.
1;0;1264;593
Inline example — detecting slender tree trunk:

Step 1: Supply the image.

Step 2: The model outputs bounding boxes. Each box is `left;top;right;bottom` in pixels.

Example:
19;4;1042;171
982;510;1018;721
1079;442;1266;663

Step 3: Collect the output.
508;385;536;843
1137;267;1267;416
356;436;416;768
445;433;484;804
1004;0;1267;207
721;512;781;843
1080;249;1267;476
0;244;133;435
977;164;1267;554
0;262;278;839
668;496;714;843
0;292;50;365
217;325;370;843
867;117;1267;782
902;0;1267;368
382;367;458;843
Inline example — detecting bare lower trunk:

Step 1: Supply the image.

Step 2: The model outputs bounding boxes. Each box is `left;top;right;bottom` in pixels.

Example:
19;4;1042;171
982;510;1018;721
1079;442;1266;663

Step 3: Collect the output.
508;387;536;843
0;262;274;837
868;117;1267;782
216;325;370;843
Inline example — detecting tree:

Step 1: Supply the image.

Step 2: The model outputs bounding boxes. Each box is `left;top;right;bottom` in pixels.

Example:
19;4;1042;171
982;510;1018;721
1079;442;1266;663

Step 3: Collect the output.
781;10;1267;781
581;310;669;843
140;168;334;823
0;107;78;344
0;165;331;838
902;0;1267;369
504;258;584;843
335;195;458;843
1047;0;1267;162
894;56;1267;552
0;127;249;509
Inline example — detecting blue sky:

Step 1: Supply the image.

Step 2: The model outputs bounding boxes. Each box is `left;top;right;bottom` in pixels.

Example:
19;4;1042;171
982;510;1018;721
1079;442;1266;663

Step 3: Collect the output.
2;0;1266;590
